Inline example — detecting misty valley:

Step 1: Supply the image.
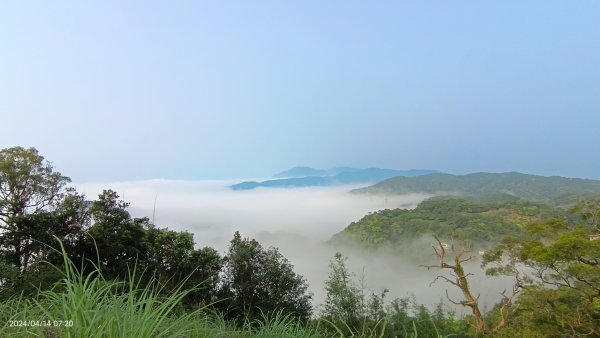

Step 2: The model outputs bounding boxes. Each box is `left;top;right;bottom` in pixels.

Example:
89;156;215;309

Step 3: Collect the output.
2;147;600;337
4;1;600;336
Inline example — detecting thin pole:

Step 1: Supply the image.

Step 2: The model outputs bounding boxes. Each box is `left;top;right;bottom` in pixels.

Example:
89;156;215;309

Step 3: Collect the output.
152;194;157;224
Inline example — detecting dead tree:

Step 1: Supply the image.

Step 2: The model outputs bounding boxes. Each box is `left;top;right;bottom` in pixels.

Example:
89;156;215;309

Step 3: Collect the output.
421;235;520;334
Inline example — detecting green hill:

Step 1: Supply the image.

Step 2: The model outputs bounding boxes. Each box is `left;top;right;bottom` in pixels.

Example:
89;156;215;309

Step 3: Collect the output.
352;172;600;206
331;197;582;249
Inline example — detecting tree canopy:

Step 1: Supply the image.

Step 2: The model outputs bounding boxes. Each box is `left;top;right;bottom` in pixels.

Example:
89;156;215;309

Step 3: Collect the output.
0;146;70;222
482;203;600;336
219;231;313;323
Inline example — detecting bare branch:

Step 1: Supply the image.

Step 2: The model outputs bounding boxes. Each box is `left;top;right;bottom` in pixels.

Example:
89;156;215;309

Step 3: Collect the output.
445;290;461;305
430;274;460;288
422;235;523;334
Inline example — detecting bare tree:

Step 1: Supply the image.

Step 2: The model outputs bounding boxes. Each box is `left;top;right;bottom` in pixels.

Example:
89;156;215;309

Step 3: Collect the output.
421;235;521;334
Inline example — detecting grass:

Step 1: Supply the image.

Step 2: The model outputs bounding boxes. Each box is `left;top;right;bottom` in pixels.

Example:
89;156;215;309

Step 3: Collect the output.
0;241;326;338
0;240;451;337
0;241;225;337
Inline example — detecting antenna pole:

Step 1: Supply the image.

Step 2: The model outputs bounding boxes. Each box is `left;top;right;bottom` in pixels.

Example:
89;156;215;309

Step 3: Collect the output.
152;194;157;224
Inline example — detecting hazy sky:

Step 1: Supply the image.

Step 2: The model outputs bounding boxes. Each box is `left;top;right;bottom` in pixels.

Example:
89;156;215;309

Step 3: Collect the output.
1;1;599;182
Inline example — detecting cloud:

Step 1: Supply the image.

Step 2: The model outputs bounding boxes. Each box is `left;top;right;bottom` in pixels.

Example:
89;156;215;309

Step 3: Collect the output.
76;179;429;248
75;179;513;312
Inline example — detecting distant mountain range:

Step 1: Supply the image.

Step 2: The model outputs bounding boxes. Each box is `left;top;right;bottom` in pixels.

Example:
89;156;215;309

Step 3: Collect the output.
230;167;439;190
352;172;600;206
273;166;363;178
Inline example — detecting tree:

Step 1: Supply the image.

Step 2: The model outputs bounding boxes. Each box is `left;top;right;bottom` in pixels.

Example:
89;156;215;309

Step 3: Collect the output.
483;213;600;336
321;252;397;337
0;147;83;271
571;199;600;230
0;147;70;223
84;190;148;278
0;147;88;297
422;235;520;335
322;252;362;323
145;225;222;306
219;231;312;323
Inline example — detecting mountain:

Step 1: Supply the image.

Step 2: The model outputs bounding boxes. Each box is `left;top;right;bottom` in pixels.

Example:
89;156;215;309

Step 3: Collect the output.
273;166;362;178
352;172;600;206
230;176;330;190
331;197;583;249
230;167;439;190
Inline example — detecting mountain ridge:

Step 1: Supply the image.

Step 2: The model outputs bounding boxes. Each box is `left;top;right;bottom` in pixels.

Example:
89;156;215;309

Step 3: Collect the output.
231;167;439;190
352;171;600;206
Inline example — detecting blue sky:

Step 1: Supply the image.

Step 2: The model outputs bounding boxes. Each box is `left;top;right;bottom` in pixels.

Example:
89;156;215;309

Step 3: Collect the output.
1;1;599;182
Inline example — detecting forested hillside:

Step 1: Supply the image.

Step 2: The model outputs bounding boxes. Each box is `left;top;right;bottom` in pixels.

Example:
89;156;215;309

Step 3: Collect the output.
332;197;583;249
332;195;600;336
353;172;600;206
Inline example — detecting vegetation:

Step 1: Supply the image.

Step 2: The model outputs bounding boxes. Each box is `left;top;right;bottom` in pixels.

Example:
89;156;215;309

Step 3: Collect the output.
482;215;600;336
218;231;312;323
2;146;600;336
353;172;600;206
320;252;467;337
333;197;580;249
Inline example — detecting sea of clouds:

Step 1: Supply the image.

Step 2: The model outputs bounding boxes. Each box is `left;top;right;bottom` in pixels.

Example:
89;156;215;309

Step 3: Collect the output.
75;179;514;313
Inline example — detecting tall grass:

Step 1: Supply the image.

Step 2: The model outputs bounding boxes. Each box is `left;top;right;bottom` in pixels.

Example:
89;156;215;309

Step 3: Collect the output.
0;241;225;337
246;310;323;338
0;240;457;337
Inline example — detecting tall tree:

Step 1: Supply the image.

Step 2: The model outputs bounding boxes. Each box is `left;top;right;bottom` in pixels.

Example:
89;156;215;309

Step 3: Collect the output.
219;231;312;323
0;147;89;298
0;147;70;223
322;252;362;323
145;224;222;306
0;147;76;271
84;190;148;278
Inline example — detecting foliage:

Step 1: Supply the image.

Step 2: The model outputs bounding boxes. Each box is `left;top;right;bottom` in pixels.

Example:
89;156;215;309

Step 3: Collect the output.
483;201;600;335
0;240;324;338
570;199;600;230
145;224;222;306
354;172;600;206
0;146;71;222
219;231;313;324
422;236;519;335
334;197;577;249
6;146;600;337
81;190;149;279
488;286;593;338
0;147;87;297
244;310;323;338
321;252;465;337
0;240;230;338
322;253;364;328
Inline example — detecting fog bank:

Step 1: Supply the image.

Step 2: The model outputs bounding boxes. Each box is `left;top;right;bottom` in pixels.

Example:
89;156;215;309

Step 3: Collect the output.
76;179;428;247
76;180;513;313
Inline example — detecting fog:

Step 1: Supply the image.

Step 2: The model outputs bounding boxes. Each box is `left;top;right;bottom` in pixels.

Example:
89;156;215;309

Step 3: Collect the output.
76;179;515;314
76;179;427;247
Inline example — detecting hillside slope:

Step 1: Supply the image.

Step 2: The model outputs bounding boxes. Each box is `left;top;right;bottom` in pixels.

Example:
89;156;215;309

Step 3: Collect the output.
332;197;581;249
352;172;600;206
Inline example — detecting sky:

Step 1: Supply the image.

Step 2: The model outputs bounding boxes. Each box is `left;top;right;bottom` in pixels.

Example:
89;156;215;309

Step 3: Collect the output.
1;1;599;182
